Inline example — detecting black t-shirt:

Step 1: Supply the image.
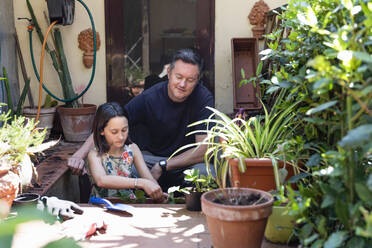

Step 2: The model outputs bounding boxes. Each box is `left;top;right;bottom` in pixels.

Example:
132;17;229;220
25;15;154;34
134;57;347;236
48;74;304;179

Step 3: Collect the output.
125;81;214;157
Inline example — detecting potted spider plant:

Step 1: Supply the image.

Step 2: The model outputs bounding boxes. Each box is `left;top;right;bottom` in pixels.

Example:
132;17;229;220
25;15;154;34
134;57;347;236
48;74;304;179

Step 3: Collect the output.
170;90;302;246
182;90;301;191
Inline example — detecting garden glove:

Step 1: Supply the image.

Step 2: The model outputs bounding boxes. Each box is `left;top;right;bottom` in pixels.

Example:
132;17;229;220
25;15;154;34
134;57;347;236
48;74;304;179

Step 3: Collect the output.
38;196;83;220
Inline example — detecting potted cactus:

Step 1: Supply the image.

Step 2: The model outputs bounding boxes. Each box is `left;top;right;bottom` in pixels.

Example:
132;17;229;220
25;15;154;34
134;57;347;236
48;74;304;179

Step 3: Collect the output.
26;0;97;142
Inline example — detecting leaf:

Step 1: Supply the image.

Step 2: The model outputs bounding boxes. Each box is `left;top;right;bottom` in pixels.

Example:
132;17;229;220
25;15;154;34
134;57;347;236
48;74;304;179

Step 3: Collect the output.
241;68;246;79
367;174;372;191
304;233;319;246
353;51;372;63
238;157;246;173
42;238;81;248
27;139;60;153
288;172;311;183
259;49;272;56
324;231;348;248
355;183;372;206
266;86;280;94
256;61;263;76
278;167;288;185
311;240;324;248
321;194;334;208
279;81;291;88
341;0;353;10
335;200;349;227
338;125;372;148
306;101;338;115
300;223;314;239
306;154;321;167
346;237;366;248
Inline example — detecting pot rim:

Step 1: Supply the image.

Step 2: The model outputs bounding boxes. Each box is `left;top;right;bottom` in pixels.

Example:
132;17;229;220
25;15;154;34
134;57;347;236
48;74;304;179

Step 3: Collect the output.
201;187;274;210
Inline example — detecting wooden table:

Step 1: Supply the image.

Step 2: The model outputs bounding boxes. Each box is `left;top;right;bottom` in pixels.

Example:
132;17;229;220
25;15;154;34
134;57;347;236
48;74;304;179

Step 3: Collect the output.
12;204;211;248
12;204;297;248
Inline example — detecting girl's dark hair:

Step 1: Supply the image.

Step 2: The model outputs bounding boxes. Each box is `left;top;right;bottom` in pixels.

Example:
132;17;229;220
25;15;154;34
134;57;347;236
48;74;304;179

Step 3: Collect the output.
93;102;132;154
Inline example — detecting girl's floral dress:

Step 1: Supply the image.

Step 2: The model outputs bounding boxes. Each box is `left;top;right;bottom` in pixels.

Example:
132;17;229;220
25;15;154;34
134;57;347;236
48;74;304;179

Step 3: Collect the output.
89;144;136;199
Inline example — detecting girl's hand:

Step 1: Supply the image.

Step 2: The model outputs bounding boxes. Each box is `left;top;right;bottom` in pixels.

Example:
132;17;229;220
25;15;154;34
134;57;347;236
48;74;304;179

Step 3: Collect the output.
141;179;163;201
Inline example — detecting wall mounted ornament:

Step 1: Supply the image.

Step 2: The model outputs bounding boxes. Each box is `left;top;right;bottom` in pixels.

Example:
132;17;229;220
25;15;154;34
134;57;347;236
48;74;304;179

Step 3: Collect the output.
248;0;270;39
78;28;101;68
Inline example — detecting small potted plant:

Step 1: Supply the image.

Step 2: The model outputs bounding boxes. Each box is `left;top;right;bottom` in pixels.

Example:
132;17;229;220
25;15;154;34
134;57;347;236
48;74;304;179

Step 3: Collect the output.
168;168;217;211
0;104;57;218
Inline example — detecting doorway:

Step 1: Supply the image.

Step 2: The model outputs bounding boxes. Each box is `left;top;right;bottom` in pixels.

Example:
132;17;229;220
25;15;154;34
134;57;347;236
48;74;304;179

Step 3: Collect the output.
104;0;215;106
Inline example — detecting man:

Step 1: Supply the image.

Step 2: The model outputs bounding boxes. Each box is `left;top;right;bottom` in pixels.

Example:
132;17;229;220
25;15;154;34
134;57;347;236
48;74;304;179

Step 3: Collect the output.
68;49;214;190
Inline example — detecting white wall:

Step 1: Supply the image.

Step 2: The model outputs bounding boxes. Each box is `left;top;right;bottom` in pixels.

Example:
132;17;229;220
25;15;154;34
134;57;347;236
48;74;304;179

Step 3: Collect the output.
14;0;106;107
14;0;287;112
215;0;287;114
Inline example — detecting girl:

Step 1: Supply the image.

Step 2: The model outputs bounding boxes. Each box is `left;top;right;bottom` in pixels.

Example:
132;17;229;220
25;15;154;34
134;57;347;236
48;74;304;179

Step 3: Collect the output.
87;102;164;201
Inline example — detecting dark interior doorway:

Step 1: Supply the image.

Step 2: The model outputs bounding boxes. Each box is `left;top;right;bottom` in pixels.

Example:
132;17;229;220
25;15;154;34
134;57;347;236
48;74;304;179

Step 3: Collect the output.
105;0;215;107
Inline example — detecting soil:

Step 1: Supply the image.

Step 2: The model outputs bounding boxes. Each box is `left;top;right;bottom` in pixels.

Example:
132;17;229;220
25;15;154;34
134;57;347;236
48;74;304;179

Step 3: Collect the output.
30;140;63;166
213;192;269;206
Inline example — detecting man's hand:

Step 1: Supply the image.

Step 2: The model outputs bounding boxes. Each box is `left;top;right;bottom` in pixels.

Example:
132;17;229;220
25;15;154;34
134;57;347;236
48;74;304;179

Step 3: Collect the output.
150;162;162;180
67;156;85;175
38;196;84;220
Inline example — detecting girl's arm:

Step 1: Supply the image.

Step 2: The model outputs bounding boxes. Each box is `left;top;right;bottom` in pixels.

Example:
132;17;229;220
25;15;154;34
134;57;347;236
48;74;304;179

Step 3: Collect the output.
131;143;158;184
88;149;163;200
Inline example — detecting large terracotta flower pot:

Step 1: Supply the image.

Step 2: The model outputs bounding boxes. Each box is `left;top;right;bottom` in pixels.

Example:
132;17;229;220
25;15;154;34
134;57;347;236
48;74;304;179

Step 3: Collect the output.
57;104;96;142
229;158;295;191
0;167;20;219
23;107;57;140
201;188;273;248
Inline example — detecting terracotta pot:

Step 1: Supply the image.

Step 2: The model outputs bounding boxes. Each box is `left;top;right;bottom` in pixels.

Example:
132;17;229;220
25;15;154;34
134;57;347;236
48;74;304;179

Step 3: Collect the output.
23;107;57;140
264;205;295;244
57;104;97;142
0;169;20;219
229;158;295;191
185;192;202;211
202;188;273;248
252;26;265;39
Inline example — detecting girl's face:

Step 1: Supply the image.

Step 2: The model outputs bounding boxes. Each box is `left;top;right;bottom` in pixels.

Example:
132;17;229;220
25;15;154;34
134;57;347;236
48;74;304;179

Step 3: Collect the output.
100;116;128;150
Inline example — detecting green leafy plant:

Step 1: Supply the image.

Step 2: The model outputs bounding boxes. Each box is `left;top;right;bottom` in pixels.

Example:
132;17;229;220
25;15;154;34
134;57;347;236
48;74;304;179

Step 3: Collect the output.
260;0;372;246
168;168;217;195
124;65;146;87
0;205;80;248
0;104;58;188
171;91;301;189
118;189;147;204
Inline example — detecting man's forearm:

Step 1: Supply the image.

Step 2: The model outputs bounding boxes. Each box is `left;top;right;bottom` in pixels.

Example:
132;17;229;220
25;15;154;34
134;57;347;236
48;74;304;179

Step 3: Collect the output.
166;144;206;171
73;134;94;159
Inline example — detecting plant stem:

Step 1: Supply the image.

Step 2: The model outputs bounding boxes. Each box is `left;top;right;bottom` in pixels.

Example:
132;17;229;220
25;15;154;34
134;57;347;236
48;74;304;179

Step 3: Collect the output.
3;67;13;115
16;78;31;115
346;95;354;203
54;29;78;108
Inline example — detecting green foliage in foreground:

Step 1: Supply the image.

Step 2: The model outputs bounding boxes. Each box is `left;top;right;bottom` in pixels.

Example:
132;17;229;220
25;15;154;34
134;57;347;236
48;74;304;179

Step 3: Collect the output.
0;206;80;248
262;0;372;247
